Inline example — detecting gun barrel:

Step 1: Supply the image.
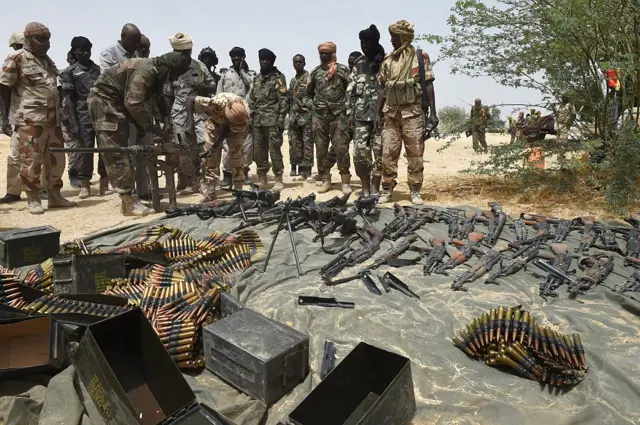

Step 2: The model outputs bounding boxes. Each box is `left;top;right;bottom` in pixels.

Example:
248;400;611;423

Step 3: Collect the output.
50;147;126;153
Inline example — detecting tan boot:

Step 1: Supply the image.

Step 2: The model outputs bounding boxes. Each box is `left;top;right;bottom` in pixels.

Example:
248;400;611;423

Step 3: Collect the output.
78;180;90;199
26;191;44;215
341;174;352;195
371;175;381;197
272;174;284;192
360;174;371;197
317;176;332;194
410;188;424;205
232;181;243;190
258;173;268;187
120;195;152;216
99;177;111;195
47;188;77;208
379;183;393;203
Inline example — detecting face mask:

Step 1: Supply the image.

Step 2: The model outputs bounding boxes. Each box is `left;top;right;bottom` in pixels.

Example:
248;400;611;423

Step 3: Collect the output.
26;36;50;56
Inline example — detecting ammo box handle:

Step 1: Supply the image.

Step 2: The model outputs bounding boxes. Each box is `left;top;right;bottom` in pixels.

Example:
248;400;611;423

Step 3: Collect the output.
11;228;49;236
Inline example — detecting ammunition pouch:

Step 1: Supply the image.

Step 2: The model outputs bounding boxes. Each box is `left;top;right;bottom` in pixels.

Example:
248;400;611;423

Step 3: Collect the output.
385;78;418;107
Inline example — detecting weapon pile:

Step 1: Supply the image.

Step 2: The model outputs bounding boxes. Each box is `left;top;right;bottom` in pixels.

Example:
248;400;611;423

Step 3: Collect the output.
0;224;263;369
453;306;588;388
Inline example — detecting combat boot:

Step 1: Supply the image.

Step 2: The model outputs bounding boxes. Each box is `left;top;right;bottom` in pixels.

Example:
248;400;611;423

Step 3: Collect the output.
299;166;310;180
232;181;243;190
200;184;216;203
120;195;152;216
273;174;284;192
290;165;298;177
410;188;424;205
257;173;268;188
78;180;91;199
371;175;381;197
177;173;188;191
99;177;110;196
317;176;332;194
26;191;44;215
68;170;81;189
378;183;394;204
243;167;251;185
360;174;371;197
341;174;352;195
220;171;232;189
47;188;77;208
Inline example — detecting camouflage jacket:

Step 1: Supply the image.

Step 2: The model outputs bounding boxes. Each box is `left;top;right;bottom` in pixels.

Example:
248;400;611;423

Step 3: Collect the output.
347;55;380;122
306;63;350;115
0;49;60;127
194;93;249;133
555;102;576;127
164;59;215;127
90;58;160;131
247;68;287;127
470;105;489;128
288;71;312;125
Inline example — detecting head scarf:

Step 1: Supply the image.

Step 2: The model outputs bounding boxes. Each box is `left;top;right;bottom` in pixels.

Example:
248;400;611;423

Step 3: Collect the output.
388;20;415;56
258;48;276;62
229;46;245;57
170;32;193;51
71;36;92;49
8;31;24;48
475;98;481;103
318;42;337;79
23;22;51;56
359;24;380;42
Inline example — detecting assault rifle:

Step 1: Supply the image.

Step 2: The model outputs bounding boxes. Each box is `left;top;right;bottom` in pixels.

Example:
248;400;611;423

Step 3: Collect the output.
484;202;507;246
451;241;509;291
423;237;448;276
614;270;640;294
434;232;485;275
538;244;573;298
485;243;554;285
575;216;597;253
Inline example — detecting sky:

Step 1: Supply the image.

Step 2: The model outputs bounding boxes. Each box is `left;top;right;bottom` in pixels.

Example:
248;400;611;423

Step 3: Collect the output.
1;0;543;117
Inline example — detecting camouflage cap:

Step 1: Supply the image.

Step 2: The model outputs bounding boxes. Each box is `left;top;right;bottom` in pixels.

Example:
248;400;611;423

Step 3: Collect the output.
8;31;24;47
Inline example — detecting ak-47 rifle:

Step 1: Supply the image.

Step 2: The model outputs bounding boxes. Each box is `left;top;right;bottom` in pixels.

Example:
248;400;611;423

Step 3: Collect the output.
450;241;509;291
513;218;529;242
423;237;448;276
434;232;485;275
320;227;384;279
568;252;614;298
453;210;481;241
485;243;554;285
439;209;461;239
614;270;640;294
575;216;597;253
538;243;573;298
51;142;191;212
484;202;507;246
553;219;573;243
594;222;623;254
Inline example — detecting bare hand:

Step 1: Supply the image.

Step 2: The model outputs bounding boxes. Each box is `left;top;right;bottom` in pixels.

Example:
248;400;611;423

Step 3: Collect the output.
429;114;439;129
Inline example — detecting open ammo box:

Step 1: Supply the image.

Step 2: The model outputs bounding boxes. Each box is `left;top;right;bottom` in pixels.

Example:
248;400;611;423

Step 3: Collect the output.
0;226;60;268
53;253;127;294
203;308;309;405
288;342;416;425
72;308;234;425
0;315;68;378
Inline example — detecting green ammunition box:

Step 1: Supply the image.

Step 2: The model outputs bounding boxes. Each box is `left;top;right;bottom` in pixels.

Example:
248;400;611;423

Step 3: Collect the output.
0;226;61;268
53;253;127;294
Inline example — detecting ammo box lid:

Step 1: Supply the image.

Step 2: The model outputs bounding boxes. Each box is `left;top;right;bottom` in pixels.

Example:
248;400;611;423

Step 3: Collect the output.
0;226;60;242
207;309;307;362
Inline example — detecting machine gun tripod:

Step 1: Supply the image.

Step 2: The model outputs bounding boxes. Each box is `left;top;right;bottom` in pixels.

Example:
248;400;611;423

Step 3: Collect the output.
262;198;303;276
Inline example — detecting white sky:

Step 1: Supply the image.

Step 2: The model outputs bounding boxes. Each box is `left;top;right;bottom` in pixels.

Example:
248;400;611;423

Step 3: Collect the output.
1;0;542;117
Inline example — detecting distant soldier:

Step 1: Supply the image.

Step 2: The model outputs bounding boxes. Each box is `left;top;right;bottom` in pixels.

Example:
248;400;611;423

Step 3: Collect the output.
469;98;489;154
555;94;576;144
198;47;220;88
0;31;24;204
348;24;385;196
137;35;151;58
217;47;255;187
164;33;216;195
0;22;76;214
186;93;249;201
515;111;525;141
247;49;287;191
508;116;516;144
307;42;351;194
88;52;191;216
287;54;313;179
377;20;438;205
99;23;141;72
62;36;109;198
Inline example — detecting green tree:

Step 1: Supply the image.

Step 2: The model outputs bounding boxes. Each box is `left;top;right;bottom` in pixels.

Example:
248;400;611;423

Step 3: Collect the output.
437;105;468;134
487;106;506;132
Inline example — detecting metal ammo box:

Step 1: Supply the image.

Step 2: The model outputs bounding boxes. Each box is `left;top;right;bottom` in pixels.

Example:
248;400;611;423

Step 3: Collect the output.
0;226;60;268
288;342;416;425
53;253;127;294
203;308;309;405
72;309;234;425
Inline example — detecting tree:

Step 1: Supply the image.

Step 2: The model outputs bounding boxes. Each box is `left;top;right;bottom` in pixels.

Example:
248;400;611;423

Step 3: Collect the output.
437;105;468;134
487;106;506;132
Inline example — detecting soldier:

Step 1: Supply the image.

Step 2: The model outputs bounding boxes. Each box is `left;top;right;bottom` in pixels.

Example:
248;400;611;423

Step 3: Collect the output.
377;20;438;205
0;22;77;214
61;50;82;189
137;35;151;58
287;54;313;179
307;42;351;194
247;49;287;191
508;116;516;144
515;111;525;141
99;23;141;72
198;47;220;88
348;51;362;71
62;36;109;199
348;24;385;196
217;47;255;187
469;98;489;154
0;31;24;204
88;52;191;216
164;33;216;195
185;93;249;201
555;94;575;143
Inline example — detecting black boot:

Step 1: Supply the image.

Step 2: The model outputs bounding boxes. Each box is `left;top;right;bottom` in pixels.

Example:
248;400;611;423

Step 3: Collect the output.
0;193;20;203
68;169;81;188
290;164;298;177
221;171;232;189
243;167;251;185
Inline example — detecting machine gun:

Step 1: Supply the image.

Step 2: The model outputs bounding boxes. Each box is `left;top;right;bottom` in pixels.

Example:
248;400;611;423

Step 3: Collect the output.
575;216;597;253
50;142;191;213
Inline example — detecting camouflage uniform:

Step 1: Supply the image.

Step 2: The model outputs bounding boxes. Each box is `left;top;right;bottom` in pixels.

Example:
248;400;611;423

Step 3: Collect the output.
247;68;288;176
194;94;248;198
347;55;382;180
378;50;434;189
61;61;107;180
0;48;65;192
307;63;351;178
164;59;215;184
287;71;313;169
555;102;575;143
87;58;160;195
469;105;489;152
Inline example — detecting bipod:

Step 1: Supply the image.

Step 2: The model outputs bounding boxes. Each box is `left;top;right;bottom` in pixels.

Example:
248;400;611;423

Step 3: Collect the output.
262;198;303;276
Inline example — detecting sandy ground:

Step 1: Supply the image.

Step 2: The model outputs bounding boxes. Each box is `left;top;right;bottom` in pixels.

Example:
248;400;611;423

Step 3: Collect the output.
0;132;556;241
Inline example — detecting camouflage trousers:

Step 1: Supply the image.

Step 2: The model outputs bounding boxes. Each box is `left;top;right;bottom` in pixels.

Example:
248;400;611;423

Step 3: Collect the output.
253;125;284;176
312;108;350;177
381;113;425;188
223;129;253;171
6;131;21;196
11;125;66;192
556;126;570;143
128;126;153;195
71;120;107;181
174;123;203;186
352;120;382;179
288;122;313;168
472;128;487;152
201;121;244;199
